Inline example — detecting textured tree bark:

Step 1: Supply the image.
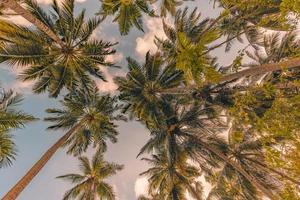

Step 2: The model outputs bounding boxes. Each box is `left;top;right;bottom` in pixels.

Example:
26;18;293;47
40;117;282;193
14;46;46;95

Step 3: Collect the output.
246;157;300;186
0;0;65;48
2;119;87;200
196;139;279;200
219;57;300;83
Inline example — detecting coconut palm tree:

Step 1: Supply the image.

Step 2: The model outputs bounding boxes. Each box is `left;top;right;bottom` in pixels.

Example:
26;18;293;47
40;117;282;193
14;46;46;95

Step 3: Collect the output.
3;85;124;200
207;136;279;200
140;149;203;200
155;7;220;84
0;87;35;168
0;0;117;97
123;77;278;200
116;50;279;198
57;151;123;200
115;52;184;128
98;0;156;35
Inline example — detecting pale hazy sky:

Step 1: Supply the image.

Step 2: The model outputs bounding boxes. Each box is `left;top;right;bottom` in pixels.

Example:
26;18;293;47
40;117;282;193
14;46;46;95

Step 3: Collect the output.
0;0;243;199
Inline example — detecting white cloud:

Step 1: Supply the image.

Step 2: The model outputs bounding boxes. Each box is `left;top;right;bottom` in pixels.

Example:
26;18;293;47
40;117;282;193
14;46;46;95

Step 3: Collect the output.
96;53;124;93
96;64;125;93
135;17;167;58
106;52;124;63
134;176;149;197
10;79;34;94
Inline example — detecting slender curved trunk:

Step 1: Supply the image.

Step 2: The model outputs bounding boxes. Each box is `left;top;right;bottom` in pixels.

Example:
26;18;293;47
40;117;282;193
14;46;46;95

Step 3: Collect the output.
2;119;87;200
0;0;65;48
196;139;279;200
219;57;300;83
246;157;300;186
160;57;300;94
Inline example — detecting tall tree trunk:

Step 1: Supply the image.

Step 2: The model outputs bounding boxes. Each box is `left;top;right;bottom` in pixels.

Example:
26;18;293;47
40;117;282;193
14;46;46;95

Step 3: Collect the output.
196;139;279;200
246;157;300;185
0;0;65;48
219;57;300;83
2;119;87;200
160;57;300;94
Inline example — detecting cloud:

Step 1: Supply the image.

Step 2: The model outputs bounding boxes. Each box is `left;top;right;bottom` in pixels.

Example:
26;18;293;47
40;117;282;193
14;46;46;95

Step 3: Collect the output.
135;17;167;58
134;176;149;197
10;79;34;94
106;52;124;64
96;63;125;93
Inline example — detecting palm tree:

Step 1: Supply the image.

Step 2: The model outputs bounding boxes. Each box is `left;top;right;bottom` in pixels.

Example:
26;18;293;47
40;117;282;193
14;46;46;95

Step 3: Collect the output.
57;151;123;200
126;84;279;200
0;0;117;97
140;149;203;200
155;7;220;84
115;52;184;128
98;0;156;35
207;136;279;200
160;31;300;95
1;0;65;46
3;85;124;200
0;130;16;168
0;87;35;168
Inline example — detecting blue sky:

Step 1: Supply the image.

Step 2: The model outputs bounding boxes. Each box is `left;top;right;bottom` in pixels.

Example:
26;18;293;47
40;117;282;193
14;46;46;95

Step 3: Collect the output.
0;0;243;199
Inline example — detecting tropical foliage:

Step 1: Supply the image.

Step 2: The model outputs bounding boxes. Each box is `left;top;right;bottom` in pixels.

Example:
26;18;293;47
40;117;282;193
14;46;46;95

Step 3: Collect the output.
57;151;123;200
0;0;117;97
98;0;156;35
0;87;35;168
0;0;299;199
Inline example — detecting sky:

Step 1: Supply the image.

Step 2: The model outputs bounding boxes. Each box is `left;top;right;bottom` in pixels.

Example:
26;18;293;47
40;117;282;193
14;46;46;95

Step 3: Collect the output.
0;0;245;199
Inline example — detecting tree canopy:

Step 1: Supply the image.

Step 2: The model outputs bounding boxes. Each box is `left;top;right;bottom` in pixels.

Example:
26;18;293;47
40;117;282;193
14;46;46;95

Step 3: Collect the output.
0;0;299;199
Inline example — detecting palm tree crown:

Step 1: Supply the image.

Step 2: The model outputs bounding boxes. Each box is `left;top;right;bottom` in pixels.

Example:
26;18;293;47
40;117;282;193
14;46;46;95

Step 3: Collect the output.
0;0;117;97
45;85;124;155
57;151;123;200
98;0;156;35
155;8;220;84
115;52;183;128
140;149;202;199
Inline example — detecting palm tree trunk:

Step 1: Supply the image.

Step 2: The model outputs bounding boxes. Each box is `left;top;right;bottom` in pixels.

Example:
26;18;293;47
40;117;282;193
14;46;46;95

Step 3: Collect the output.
245;157;300;185
196;139;279;200
0;0;65;48
160;57;300;94
2;119;87;200
219;57;300;83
